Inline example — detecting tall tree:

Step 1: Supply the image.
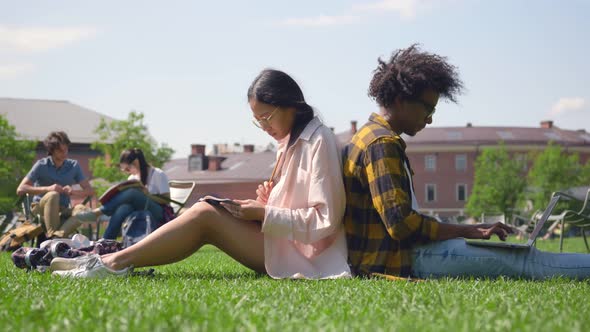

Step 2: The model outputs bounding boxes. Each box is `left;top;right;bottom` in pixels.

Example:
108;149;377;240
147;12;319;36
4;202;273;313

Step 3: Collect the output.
466;143;527;220
90;111;174;194
0;115;37;213
527;142;583;210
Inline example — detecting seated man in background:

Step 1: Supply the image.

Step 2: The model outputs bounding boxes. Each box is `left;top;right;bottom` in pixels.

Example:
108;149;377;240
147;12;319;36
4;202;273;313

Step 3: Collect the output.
17;131;94;238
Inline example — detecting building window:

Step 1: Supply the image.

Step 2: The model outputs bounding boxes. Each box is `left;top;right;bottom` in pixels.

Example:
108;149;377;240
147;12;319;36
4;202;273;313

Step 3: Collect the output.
425;155;436;171
515;154;528;171
457;184;467;202
455;154;467;171
426;184;436;202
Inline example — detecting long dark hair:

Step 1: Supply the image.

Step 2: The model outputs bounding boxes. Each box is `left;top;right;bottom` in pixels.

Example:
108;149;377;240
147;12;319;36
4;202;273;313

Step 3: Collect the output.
247;69;315;147
119;148;150;185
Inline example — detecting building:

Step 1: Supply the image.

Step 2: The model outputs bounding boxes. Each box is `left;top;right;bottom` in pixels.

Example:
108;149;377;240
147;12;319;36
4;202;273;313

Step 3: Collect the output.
164;144;277;207
0;97;115;177
337;120;590;217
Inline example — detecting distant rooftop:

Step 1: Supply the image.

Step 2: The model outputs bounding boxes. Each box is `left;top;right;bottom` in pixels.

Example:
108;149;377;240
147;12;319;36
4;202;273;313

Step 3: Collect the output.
164;151;277;183
0;97;116;144
336;120;590;147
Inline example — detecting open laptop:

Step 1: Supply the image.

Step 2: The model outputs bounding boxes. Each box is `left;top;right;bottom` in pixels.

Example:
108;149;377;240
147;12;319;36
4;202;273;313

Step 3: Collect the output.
466;195;560;249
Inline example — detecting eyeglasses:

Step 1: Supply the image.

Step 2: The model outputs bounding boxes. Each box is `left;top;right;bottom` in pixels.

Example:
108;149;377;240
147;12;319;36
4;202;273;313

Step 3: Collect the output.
120;164;135;172
252;106;279;129
410;98;437;119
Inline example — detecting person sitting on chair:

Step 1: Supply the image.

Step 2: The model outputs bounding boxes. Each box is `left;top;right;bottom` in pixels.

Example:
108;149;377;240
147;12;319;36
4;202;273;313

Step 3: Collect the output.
16;131;94;238
75;148;173;240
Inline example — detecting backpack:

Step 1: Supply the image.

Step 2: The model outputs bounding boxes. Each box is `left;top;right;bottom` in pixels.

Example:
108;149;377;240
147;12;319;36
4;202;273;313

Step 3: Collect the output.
121;210;156;248
0;222;43;252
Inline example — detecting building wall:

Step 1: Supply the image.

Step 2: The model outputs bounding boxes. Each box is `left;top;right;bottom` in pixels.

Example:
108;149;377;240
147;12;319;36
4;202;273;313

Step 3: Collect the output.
407;147;590;217
408;150;476;217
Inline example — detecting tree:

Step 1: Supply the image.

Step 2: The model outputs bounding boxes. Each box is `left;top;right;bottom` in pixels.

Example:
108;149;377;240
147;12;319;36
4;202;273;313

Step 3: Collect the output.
90;111;174;195
0;114;37;213
527;142;584;210
579;159;590;186
465;143;527;220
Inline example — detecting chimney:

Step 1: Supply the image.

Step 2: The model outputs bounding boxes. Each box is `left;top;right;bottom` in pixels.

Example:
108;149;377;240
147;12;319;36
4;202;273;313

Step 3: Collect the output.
329;127;335;132
188;144;207;171
540;120;553;129
243;144;255;153
466;122;472;128
207;156;226;171
351;121;357;134
191;144;206;156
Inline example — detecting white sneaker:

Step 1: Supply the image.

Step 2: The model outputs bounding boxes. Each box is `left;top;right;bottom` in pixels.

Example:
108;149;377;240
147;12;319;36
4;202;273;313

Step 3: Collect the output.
51;254;131;278
50;255;97;272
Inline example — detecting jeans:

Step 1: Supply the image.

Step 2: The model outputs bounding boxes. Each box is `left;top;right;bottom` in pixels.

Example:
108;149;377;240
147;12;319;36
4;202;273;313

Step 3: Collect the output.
99;188;163;240
412;238;590;280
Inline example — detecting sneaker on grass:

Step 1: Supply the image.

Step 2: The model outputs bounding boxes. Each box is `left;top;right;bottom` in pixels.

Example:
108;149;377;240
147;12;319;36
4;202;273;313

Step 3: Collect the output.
50;254;99;272
52;254;131;278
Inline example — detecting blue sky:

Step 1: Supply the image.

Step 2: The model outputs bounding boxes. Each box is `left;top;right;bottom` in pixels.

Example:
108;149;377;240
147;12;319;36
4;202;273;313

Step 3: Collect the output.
1;0;588;158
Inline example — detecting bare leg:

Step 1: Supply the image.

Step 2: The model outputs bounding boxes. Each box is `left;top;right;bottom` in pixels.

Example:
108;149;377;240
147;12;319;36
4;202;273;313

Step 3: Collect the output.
101;202;265;273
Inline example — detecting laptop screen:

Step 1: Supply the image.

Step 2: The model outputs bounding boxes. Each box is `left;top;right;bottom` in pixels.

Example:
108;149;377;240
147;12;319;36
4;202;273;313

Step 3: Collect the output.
527;195;561;245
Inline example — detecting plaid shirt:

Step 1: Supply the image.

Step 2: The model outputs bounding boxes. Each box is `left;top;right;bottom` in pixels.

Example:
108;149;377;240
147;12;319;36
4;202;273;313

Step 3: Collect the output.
343;113;440;277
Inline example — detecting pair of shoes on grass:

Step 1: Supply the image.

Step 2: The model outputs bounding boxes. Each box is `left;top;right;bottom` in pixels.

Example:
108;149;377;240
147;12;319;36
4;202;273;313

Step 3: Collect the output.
51;254;131;278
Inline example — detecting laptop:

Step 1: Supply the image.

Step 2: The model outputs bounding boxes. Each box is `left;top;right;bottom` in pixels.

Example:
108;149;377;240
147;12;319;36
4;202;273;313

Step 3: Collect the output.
466;195;560;249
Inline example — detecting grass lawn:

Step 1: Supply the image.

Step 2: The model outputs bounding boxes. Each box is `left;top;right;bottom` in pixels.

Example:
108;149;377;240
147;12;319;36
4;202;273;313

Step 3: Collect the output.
1;237;590;331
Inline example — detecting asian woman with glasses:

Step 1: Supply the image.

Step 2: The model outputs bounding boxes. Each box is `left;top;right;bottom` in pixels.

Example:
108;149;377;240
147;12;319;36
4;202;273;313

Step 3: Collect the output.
52;69;351;280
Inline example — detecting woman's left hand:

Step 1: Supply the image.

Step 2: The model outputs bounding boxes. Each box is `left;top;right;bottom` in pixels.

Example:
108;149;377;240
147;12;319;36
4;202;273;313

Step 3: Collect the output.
221;199;266;221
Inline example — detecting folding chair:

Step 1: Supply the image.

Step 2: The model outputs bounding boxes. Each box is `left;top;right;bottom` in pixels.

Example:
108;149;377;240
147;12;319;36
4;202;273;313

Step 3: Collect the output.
168;180;196;217
547;190;590;253
18;193;95;243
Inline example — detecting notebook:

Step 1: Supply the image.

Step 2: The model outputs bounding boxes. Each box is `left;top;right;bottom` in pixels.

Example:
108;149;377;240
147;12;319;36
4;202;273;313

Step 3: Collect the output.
466;195;560;249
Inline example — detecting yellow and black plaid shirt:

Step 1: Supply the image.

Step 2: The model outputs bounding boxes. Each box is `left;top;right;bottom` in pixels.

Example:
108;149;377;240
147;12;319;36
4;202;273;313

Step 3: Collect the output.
343;113;440;277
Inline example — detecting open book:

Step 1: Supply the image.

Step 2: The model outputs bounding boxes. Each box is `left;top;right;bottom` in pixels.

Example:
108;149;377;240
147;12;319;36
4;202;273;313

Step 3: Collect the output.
98;179;143;204
198;195;239;206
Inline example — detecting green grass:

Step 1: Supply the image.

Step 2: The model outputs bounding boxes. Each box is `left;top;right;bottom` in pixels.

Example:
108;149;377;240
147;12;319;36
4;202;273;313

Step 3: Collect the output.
1;238;590;331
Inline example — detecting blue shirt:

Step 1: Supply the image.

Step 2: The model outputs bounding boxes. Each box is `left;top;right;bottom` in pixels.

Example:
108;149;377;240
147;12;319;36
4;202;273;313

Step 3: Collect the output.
26;156;87;207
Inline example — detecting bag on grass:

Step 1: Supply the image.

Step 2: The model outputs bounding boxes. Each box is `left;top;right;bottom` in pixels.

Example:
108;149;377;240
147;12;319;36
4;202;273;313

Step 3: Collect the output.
122;210;156;248
0;222;43;252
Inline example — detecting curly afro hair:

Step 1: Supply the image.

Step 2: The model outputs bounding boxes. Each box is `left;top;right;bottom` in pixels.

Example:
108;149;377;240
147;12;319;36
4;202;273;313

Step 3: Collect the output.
368;44;463;108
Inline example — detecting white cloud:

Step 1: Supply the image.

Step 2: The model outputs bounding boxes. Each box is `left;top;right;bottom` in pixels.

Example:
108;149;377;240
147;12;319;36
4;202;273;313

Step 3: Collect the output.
549;97;586;116
0;63;34;79
0;25;97;53
354;0;422;20
279;15;360;27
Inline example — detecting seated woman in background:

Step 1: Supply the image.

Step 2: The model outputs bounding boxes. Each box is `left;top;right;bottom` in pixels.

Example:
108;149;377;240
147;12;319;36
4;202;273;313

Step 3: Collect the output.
76;148;173;239
53;68;351;280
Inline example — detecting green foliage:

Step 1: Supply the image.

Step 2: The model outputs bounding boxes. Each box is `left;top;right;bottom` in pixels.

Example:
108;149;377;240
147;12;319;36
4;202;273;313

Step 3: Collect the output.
466;143;527;220
0;115;36;213
527;142;584;211
89;111;174;196
579;159;590;185
2;240;590;331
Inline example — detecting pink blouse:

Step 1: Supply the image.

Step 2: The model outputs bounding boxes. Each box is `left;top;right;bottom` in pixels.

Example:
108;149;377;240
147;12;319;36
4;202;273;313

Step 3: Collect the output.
262;117;351;279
